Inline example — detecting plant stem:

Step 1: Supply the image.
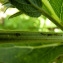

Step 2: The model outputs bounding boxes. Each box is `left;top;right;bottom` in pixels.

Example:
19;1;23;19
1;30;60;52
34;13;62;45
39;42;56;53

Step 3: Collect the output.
28;0;63;30
42;0;60;22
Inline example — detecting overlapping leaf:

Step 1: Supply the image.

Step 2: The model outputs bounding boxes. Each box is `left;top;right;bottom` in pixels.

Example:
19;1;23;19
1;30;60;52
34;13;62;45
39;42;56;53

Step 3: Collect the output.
9;0;42;17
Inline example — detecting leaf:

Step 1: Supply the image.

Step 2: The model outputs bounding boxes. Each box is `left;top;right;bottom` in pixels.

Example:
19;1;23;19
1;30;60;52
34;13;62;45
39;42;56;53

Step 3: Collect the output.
0;44;63;63
9;11;23;19
0;46;33;63
9;0;42;17
42;0;63;21
20;45;63;63
48;0;63;21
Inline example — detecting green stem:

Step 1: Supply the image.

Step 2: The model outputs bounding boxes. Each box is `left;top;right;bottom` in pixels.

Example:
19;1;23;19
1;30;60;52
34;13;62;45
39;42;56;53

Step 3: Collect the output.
28;0;63;30
42;0;60;22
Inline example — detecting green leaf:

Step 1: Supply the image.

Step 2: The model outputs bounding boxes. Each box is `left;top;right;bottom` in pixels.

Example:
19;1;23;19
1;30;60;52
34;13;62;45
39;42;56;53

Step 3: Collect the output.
20;45;63;63
48;0;63;21
48;0;63;29
9;0;42;17
42;0;63;21
9;11;23;19
0;44;63;63
0;46;33;63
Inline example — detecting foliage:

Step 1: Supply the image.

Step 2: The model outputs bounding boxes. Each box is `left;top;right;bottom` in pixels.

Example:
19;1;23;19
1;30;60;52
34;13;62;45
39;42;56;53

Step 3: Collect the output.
8;0;63;30
0;0;63;63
